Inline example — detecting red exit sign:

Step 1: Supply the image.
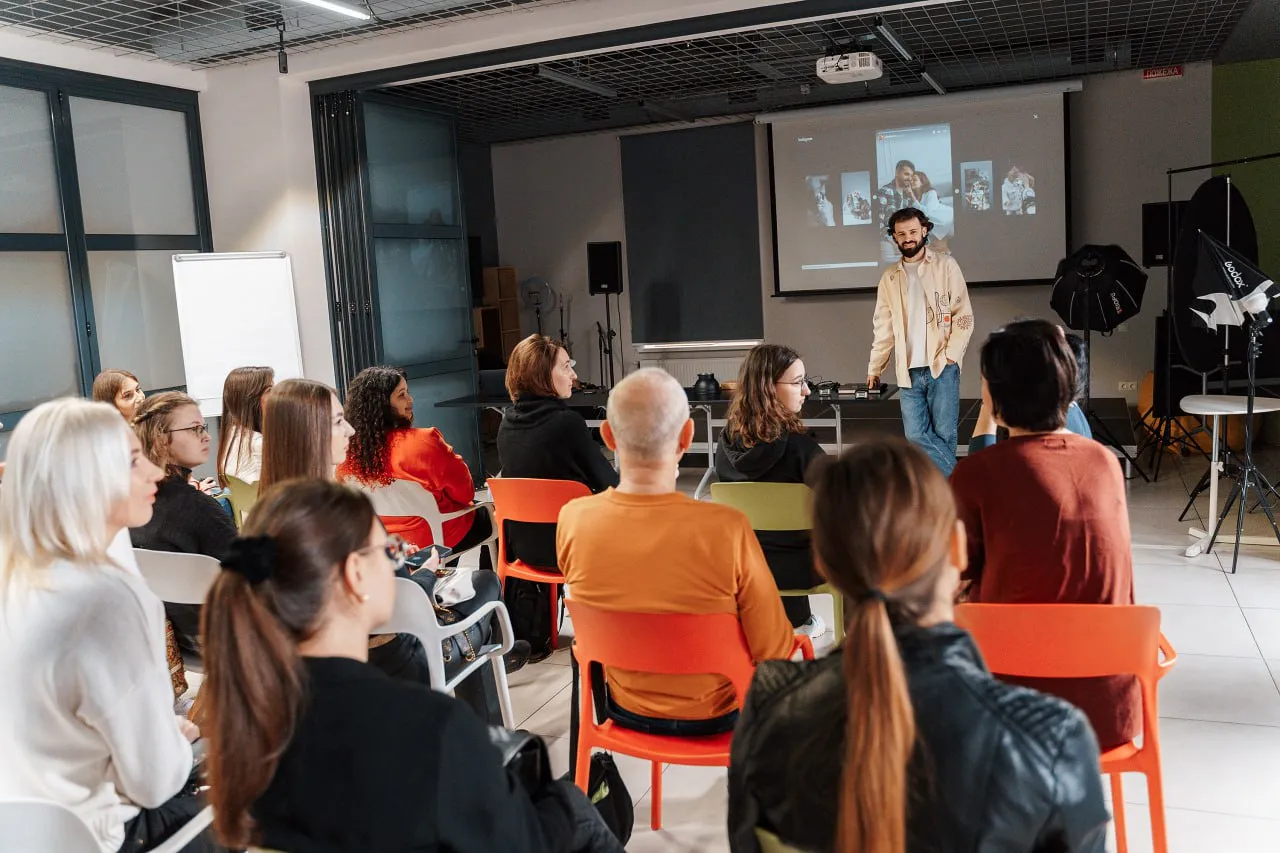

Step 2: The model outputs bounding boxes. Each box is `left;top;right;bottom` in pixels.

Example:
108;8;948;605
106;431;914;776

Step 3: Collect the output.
1143;65;1184;80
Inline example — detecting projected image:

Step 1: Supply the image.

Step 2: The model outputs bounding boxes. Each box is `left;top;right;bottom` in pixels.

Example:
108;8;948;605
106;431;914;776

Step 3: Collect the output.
875;124;954;259
840;171;872;225
961;160;993;211
804;175;837;227
1001;163;1037;215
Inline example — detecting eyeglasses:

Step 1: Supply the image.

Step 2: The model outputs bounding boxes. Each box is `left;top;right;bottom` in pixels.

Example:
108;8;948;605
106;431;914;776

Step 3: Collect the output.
775;377;810;389
558;359;577;373
167;423;210;437
359;534;409;572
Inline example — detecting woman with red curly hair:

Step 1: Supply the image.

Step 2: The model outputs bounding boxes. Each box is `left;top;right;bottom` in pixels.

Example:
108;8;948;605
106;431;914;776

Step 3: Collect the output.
337;367;492;563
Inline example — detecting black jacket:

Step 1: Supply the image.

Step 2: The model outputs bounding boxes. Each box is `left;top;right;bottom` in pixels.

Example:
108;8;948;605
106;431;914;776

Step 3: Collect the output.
715;431;825;594
255;656;572;853
728;622;1109;853
497;396;618;568
129;469;237;653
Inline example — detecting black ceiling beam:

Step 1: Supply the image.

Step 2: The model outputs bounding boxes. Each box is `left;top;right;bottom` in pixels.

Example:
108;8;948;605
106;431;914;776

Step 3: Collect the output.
310;0;908;95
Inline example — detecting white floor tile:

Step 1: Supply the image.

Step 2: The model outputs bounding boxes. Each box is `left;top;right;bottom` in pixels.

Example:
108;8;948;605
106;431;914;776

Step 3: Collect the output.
1156;653;1280;726
1216;546;1280;572
1130;545;1223;569
518;681;573;739
542;736;655;806
1229;570;1280;609
1114;718;1280;819
509;662;571;729
1156;603;1262;658
1243;608;1280;658
1105;803;1280;853
1133;562;1236;607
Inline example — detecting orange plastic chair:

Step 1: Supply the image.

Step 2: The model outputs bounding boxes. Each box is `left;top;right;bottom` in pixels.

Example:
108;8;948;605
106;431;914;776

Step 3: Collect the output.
954;604;1177;853
486;477;592;650
567;599;813;830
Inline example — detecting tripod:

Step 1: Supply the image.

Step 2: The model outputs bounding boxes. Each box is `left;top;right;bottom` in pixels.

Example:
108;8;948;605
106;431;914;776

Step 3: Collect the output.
1202;317;1280;573
595;293;617;389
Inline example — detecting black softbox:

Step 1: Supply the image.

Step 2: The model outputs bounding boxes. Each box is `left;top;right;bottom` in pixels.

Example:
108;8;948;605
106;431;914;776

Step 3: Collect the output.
1051;244;1148;333
1190;230;1276;330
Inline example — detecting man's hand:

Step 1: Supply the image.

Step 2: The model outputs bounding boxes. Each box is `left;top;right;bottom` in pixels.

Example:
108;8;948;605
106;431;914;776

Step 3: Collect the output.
866;375;880;390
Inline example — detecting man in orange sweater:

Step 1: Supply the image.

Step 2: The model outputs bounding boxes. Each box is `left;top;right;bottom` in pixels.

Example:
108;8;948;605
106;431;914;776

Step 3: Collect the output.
557;368;794;735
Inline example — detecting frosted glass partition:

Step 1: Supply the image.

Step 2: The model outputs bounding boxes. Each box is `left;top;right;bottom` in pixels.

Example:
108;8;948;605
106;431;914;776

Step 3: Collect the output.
373;238;471;366
0;254;81;412
364;102;458;226
87;251;187;390
70;97;197;235
406;370;480;479
0;86;62;233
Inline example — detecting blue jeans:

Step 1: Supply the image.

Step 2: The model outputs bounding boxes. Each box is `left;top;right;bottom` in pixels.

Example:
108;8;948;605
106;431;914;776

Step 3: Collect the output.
900;363;960;476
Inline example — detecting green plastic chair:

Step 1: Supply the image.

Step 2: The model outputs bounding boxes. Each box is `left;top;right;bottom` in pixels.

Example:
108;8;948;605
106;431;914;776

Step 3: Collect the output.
709;481;845;643
225;475;259;529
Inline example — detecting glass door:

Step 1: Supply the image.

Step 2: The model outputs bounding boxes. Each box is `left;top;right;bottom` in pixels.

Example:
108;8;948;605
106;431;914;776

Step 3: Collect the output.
359;97;481;476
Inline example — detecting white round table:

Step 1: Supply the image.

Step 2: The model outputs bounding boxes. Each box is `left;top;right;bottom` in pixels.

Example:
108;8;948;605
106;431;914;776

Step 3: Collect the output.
1179;394;1280;557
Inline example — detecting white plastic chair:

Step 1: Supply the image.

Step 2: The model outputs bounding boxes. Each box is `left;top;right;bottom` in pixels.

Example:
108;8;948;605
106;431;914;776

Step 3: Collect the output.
693;439;719;500
357;479;498;566
374;576;516;728
0;799;212;853
133;549;221;673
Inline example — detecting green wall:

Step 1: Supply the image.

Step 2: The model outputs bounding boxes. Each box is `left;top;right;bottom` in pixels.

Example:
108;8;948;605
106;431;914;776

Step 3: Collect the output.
1212;58;1280;274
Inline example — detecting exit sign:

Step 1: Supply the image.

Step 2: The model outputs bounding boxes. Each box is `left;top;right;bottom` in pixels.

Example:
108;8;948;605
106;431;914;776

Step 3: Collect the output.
1143;65;1183;80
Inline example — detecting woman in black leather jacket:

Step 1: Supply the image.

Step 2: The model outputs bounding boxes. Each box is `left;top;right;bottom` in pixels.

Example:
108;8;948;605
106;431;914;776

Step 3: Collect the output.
727;439;1109;853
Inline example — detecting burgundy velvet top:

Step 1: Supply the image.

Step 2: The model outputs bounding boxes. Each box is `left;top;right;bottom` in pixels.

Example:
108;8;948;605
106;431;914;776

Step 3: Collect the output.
950;432;1139;750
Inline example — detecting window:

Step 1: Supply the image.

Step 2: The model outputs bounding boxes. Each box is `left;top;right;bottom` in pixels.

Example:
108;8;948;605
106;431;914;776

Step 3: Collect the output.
0;60;211;434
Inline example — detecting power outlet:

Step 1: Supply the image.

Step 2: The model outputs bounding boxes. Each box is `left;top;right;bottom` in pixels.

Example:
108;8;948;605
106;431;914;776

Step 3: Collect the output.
1119;381;1138;392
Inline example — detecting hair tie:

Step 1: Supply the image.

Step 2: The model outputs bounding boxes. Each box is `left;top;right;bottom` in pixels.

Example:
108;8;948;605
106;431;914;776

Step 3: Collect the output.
858;587;889;605
220;536;277;585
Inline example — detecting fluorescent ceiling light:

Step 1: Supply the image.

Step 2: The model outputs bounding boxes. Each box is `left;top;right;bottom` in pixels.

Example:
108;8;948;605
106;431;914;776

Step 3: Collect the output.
920;70;946;95
292;0;371;19
874;18;914;63
536;65;617;98
749;60;788;81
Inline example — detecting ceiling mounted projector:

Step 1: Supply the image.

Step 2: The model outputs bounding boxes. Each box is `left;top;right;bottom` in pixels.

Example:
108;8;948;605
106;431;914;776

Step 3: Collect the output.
815;51;883;84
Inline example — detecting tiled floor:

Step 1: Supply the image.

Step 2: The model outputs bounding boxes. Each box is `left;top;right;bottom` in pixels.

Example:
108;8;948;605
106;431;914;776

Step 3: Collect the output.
501;460;1280;852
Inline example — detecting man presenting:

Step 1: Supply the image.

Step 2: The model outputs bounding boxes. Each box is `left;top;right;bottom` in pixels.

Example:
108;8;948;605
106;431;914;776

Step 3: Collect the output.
867;208;974;476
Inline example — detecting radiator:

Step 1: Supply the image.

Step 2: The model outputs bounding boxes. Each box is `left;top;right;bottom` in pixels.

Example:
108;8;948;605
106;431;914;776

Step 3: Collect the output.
644;356;744;387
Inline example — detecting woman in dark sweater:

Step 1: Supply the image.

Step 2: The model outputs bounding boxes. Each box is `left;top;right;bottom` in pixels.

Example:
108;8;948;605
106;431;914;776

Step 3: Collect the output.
715;344;826;635
950;319;1138;750
129;391;237;653
200;479;622;853
728;440;1108;853
497;334;618;569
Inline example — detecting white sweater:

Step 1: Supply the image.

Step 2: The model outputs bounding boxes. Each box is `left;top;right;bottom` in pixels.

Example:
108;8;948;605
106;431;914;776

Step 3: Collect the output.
0;545;194;853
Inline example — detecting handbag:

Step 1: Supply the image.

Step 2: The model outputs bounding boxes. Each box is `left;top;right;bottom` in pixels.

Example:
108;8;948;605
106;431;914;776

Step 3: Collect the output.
487;727;553;794
433;599;487;672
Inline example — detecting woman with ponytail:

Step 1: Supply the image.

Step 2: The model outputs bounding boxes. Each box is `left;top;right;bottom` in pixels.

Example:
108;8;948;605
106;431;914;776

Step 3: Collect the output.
727;439;1109;853
201;479;622;853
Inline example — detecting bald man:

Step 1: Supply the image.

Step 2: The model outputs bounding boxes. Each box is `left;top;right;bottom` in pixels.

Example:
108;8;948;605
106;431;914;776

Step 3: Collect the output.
556;368;794;736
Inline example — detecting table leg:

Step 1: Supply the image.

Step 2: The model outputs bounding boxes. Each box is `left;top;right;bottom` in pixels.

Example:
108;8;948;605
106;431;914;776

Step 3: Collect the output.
832;403;843;455
1185;414;1221;557
703;405;715;469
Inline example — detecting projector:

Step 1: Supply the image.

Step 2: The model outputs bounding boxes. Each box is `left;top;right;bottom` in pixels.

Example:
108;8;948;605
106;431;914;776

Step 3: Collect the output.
815;52;884;84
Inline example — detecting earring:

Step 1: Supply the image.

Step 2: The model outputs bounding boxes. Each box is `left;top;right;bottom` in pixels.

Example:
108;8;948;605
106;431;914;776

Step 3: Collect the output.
360;593;369;603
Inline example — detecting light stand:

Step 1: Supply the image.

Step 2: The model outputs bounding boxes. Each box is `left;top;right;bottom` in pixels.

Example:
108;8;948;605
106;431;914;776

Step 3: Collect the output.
1203;312;1280;573
594;294;617;388
1078;295;1150;481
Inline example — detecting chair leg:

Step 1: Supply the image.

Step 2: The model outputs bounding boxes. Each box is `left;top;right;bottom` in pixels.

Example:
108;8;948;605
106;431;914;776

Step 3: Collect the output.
549;584;560;650
831;592;845;644
574;743;593;794
492;656;515;729
1110;774;1128;853
650;761;663;831
1146;767;1169;853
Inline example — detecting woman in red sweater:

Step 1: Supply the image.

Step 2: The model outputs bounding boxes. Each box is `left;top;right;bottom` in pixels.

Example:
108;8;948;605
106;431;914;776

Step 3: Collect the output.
338;367;492;564
950;319;1138;750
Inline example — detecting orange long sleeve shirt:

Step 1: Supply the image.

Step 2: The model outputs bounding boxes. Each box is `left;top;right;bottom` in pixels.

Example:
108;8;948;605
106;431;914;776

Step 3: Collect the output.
557;489;794;720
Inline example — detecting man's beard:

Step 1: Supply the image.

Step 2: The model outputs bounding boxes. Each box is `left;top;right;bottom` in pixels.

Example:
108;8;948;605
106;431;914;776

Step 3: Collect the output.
896;238;926;259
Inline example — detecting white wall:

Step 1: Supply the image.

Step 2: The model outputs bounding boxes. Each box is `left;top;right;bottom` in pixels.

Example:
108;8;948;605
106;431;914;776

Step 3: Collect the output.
491;63;1214;403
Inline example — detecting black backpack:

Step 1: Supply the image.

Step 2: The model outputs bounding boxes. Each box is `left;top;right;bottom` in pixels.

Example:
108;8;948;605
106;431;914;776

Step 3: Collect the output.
586;752;634;846
502;577;561;657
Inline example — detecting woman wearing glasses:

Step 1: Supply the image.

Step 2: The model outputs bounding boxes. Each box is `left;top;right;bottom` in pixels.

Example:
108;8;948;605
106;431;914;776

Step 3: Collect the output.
495;335;619;659
130;391;237;655
200;479;624;853
716;344;828;637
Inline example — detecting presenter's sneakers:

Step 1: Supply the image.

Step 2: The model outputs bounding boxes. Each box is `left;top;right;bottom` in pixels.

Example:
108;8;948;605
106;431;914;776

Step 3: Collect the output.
796;614;827;639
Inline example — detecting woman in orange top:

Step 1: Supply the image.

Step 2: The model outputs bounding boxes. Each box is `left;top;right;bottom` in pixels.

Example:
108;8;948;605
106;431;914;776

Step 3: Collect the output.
339;367;492;566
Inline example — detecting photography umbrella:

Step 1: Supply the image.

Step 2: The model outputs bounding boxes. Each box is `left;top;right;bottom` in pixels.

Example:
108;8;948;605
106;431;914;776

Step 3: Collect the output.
1050;244;1148;334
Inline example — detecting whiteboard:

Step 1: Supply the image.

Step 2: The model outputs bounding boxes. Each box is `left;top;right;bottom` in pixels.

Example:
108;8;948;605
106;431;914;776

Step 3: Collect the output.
172;252;305;418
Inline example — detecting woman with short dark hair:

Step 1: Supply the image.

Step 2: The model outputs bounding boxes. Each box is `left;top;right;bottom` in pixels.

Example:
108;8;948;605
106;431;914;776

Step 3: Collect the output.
950;319;1138;751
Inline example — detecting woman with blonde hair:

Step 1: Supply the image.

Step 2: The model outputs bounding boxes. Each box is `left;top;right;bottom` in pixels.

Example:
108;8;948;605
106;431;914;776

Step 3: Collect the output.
728;439;1108;853
0;399;209;853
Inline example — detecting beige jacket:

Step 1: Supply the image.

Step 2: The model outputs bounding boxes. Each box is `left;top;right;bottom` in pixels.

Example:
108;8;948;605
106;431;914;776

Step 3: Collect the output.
867;248;975;388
